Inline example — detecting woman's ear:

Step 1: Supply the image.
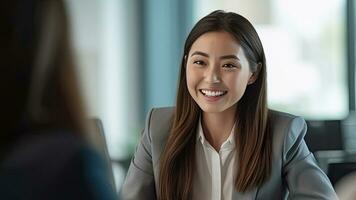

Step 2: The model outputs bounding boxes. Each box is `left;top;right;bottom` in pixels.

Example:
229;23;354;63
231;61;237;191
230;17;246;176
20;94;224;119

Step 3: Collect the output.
248;62;262;85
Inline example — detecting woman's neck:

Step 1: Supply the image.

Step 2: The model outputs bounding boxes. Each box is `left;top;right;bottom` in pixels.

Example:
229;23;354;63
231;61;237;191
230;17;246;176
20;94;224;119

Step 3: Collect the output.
201;108;236;151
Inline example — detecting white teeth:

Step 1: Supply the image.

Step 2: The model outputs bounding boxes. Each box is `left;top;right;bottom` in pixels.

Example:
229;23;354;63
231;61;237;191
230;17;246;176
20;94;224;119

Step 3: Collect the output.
201;90;225;97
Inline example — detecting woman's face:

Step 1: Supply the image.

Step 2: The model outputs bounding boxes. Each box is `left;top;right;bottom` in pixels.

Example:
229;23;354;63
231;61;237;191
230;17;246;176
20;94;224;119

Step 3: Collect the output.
186;31;255;113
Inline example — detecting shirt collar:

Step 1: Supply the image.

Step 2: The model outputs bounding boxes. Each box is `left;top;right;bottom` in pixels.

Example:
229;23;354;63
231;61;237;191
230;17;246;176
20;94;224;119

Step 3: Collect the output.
196;116;236;149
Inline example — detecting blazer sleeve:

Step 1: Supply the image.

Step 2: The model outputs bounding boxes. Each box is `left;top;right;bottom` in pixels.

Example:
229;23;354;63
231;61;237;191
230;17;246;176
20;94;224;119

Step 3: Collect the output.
121;109;156;200
282;117;338;200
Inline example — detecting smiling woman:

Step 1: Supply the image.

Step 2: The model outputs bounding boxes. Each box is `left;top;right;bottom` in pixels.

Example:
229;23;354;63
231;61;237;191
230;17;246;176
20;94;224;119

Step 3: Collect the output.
121;10;338;200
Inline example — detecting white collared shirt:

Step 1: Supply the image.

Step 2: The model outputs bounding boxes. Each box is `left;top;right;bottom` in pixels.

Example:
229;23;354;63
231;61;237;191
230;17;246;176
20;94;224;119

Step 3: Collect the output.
193;117;236;200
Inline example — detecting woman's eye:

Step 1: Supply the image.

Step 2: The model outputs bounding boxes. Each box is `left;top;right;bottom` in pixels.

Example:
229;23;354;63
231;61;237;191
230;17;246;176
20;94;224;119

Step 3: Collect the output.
223;63;237;69
193;60;206;65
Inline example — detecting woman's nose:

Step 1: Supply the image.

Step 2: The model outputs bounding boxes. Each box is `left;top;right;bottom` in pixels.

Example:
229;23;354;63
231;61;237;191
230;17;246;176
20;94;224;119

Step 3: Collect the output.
205;65;221;83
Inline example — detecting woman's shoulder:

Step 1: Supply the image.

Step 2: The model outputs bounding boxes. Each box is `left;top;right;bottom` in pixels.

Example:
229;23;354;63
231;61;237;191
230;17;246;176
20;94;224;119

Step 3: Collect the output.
146;106;175;134
269;109;306;134
268;109;308;155
143;107;175;152
150;107;175;120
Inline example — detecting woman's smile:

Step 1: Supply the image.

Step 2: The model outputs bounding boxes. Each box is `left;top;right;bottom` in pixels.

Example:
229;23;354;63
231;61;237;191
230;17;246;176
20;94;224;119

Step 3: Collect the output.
199;89;228;102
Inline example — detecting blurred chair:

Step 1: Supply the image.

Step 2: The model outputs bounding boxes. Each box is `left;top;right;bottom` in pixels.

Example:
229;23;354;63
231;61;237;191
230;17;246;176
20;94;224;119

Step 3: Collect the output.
89;118;132;190
89;118;116;190
305;120;343;153
313;111;356;199
341;111;356;152
314;150;356;179
328;162;356;185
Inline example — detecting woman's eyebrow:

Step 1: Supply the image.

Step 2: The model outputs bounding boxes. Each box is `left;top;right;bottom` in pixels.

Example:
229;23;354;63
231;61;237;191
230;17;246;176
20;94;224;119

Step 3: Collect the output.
220;55;239;60
191;51;209;57
190;51;239;60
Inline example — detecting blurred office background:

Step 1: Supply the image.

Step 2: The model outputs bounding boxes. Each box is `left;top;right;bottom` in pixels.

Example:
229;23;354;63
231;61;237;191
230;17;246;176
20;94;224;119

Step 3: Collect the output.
65;0;356;192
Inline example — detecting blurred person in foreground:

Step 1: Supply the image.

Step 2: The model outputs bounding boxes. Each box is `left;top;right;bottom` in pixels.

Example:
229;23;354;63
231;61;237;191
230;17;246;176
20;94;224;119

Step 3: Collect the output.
0;0;118;199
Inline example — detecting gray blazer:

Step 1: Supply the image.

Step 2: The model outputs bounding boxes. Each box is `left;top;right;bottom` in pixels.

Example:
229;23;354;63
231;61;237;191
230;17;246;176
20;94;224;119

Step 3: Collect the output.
121;107;338;200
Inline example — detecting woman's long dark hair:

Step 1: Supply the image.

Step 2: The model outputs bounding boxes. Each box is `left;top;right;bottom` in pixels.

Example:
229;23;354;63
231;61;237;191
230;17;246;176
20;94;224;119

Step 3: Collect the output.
159;10;272;199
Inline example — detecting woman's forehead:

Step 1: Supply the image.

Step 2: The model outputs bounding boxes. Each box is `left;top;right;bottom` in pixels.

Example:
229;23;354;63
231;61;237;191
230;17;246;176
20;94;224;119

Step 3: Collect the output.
189;31;243;57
